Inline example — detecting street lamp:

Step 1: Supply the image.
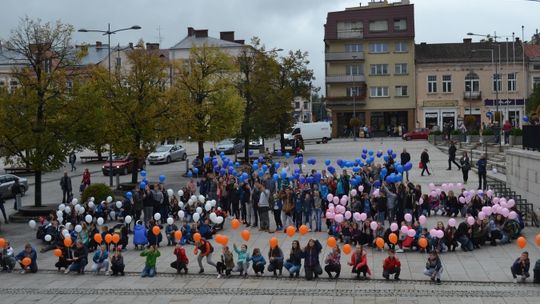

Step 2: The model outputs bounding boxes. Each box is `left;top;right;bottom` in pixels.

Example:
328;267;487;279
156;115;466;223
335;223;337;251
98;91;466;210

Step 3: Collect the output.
78;24;141;186
352;55;357;141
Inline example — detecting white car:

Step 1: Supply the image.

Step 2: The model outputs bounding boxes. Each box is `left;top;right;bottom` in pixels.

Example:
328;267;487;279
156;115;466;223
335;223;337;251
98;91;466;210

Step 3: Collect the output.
147;145;187;164
216;138;244;154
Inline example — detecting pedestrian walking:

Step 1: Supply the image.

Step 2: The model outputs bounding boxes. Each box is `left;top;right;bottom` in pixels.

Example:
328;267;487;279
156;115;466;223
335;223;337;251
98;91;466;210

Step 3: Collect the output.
420;149;431;176
59;172;72;205
459;152;471;184
68;152;77;172
476;154;487;190
447;142;461;170
80;168;91;193
400;148;411;181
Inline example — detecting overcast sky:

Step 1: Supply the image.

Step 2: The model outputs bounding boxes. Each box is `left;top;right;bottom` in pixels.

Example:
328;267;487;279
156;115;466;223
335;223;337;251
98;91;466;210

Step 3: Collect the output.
1;0;538;92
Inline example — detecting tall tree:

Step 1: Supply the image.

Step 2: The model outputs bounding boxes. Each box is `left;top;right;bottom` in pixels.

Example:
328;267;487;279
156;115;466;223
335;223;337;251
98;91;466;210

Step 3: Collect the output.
0;18;79;207
170;45;244;161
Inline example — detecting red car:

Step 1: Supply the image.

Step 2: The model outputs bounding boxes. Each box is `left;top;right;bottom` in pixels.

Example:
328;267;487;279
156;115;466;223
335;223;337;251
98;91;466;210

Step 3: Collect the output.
402;128;430;141
102;154;146;176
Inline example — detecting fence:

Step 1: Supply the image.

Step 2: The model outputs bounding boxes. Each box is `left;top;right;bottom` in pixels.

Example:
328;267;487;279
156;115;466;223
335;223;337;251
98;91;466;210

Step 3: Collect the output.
523;125;540;150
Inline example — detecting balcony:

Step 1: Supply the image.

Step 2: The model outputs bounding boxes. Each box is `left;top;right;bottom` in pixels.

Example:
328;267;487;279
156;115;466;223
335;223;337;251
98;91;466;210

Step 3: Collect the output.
325;52;364;61
326;74;365;84
464;91;482;100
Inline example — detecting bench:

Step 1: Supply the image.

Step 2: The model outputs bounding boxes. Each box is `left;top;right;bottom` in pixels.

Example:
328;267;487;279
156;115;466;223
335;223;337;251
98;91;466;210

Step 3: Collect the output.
4;167;34;175
80;155;108;163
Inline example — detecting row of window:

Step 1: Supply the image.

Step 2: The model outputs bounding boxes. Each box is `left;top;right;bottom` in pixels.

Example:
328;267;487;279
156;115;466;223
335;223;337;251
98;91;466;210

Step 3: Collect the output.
427;73;517;93
336;19;408;38
345;63;408;76
369;86;408;98
341;42;408;54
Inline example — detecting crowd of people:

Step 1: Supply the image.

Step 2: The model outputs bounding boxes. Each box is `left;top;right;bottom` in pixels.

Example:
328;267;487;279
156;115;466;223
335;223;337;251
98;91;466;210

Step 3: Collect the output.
0;147;536;284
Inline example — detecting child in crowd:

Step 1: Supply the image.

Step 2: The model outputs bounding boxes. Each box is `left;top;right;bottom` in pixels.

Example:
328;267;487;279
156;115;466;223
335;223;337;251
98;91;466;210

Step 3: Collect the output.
233;243;250;277
140;244;160;278
165;222;179;246
424;251;443;284
324;245;341;279
1;241;16;272
349;245;370;279
110;249;125;276
382;249;401;280
91;244;109;275
15;243;38;274
511;251;530;283
216;245;234;278
249;248;266;277
170;243;189;274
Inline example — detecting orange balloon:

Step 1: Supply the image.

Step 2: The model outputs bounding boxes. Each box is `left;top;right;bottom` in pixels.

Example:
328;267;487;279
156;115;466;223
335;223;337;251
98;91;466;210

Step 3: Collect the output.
152;226;160;236
517;236;527;249
343;244;352;255
418;237;428;249
375;237;385;249
193;232;202;242
299;225;309;235
104;233;113;244
536;234;540;246
389;233;398;245
174;230;182;241
0;238;6;248
269;237;278;249
64;237;73;247
221;235;229;246
54;249;62;257
241;229;250;241
215;234;223;245
231;219;241;230
112;234;121;244
93;233;102;244
327;237;337;248
286;226;296;237
21;257;32;267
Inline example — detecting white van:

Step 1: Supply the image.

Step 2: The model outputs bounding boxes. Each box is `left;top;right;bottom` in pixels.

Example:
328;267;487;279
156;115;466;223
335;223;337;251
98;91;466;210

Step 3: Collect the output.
285;122;332;145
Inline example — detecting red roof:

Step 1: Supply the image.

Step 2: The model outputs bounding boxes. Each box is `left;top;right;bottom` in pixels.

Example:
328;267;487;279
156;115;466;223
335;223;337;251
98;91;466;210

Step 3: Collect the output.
524;45;540;58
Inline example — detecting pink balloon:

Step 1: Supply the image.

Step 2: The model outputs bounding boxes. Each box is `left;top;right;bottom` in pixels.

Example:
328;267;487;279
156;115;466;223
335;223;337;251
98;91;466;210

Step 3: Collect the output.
350;189;357;197
435;189;442;196
456;183;463;189
353;212;361;221
430;191;437;198
429;183;435;190
508;211;518;220
327;194;334;202
436;230;444;239
358;186;364;192
390;223;398;232
492;197;500;204
404;213;412;222
327;203;335;210
501;208;510;217
372;189;380;198
459;197;466;204
478;211;486;220
418;198;424;205
463;191;469;197
335;214;344;223
448;183;455;189
467;216;475;225
448;218;456;227
429;228;437;236
332;197;339;204
336;205;346;214
400;225;409;234
419;215;427;225
326;212;335;220
370;221;378;230
441;183;448;190
483;206;493;216
359;213;367;221
486;190;493;198
507;199;515;208
500;201;508;209
344;211;352;220
407;229;416;237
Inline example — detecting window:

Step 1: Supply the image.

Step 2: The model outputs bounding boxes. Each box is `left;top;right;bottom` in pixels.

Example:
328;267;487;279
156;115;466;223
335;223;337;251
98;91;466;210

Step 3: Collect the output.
369;20;388;32
346;86;364;97
394;42;408;53
395;86;408;97
370;64;388;75
534;76;540;88
465;73;480;92
369;86;389;97
368;43;388;53
294;101;300;109
394;19;407;31
115;56;122;72
346;64;363;75
442;75;452;93
492;73;502;92
0;79;5;89
337;21;363;39
9;79;18;93
303;102;309;110
44;58;52;74
344;44;363;52
394;63;408;75
427;75;437;93
533;64;540;70
66;80;73;94
507;73;516;91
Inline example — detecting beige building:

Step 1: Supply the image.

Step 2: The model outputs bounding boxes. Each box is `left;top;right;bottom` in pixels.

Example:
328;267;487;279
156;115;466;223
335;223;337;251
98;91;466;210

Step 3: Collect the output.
416;39;527;131
324;0;416;137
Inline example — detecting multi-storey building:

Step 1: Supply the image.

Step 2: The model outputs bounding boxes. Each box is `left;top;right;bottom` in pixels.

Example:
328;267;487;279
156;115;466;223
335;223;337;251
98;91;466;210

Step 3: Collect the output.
324;0;416;137
416;39;527;130
293;96;312;123
525;44;540;96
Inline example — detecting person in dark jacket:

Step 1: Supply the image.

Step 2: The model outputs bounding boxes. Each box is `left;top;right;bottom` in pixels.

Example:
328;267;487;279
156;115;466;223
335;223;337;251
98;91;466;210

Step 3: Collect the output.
459;151;471;184
303;239;323;280
267;245;284;276
511;251;530;283
110;249;125;276
65;240;88;274
284;240;302;278
15;243;38;273
420;149;431;176
447;142;461;170
60;171;72;205
476;154;488;190
400;148;411;181
455;221;473;252
423;251;443;284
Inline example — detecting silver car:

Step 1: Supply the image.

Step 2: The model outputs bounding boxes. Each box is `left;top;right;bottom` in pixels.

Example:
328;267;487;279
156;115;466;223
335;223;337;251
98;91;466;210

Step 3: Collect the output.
0;174;28;199
147;144;187;164
216;138;244;154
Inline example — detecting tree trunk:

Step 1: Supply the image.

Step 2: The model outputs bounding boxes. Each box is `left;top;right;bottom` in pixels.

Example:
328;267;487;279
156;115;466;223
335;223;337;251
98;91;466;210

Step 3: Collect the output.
96;146;102;160
198;141;204;163
244;135;250;164
34;170;42;207
131;155;138;184
280;132;286;153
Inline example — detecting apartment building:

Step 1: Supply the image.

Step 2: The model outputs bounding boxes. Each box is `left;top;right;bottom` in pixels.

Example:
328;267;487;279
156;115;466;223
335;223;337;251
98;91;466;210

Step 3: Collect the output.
324;0;416;137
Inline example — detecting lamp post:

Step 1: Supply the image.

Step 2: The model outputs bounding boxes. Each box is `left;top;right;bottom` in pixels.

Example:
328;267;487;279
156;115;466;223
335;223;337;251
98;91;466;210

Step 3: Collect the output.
78;24;141;186
352;55;357;141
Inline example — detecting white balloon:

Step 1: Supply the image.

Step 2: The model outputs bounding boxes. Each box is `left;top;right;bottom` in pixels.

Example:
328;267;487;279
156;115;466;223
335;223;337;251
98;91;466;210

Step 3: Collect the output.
109;211;116;218
216;216;224;224
190;195;197;202
192;213;200;222
198;195;205;203
71;198;78;205
78;206;85;214
196;207;203;214
65;206;71;214
178;201;184;209
28;220;36;229
89;197;95;202
187;199;194;206
44;234;52;242
74;204;81;212
56;211;63;218
62;229;70;236
125;215;132;224
167;189;174;197
85;214;93;224
210;200;217;207
177;190;184;197
57;217;63;223
154;213;161;221
205;203;212;211
75;224;82;233
88;201;95;209
178;210;185;219
58;204;66;211
167;217;174;225
106;196;113;203
97;217;104;225
116;201;123;209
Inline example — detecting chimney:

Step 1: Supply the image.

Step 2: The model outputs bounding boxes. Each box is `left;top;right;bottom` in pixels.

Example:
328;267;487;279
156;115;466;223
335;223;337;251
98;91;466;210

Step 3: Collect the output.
463;38;472;44
146;43;160;50
420;42;426;46
187;27;195;37
220;31;235;42
194;30;208;38
96;41;102;48
234;39;245;45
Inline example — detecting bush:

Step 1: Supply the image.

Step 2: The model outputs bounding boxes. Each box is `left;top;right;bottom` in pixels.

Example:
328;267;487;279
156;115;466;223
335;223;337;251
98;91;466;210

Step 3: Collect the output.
431;130;442;135
81;183;114;204
482;128;494;136
510;128;523;136
451;129;461;135
469;129;480;135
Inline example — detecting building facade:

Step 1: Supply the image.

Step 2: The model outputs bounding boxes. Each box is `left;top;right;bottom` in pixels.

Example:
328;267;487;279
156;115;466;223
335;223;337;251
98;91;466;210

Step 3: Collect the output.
525;44;540;99
324;0;416;137
293;96;312;123
416;39;527;131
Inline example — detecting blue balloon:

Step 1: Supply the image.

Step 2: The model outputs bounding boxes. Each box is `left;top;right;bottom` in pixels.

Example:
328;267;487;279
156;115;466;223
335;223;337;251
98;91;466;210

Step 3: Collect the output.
381;167;388;175
356;176;362;185
391;153;397;159
249;150;254;156
362;148;367;154
404;162;413;171
373;180;381;188
396;164;404;173
361;154;367;160
204;156;210;163
352;167;360;173
336;159;343;167
140;170;147;177
187;171;193;177
274;162;280;169
285;152;290;159
383;155;389;163
258;170;264;177
228;167;234;174
324;160;331;166
242;172;248;179
235;162;240;167
306;176;314;184
368;150;374;156
220;151;225;156
159;175;166;183
299;176;306;184
387;149;393;155
386;175;393;183
327;166;336;174
252;164;259;170
276;150;282;156
314;172;322;182
193;167;199;174
280;171;287;179
262;164;268;172
523;115;529;123
126;191;133;199
139;182;145;190
376;151;383;158
367;157;374;165
273;173;279;181
219;168;226;176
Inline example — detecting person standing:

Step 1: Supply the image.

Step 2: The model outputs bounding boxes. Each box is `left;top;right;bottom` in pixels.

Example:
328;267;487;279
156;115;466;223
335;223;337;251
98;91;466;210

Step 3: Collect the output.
459;152;471;184
476;154;487;190
400;148;411;181
0;190;9;223
142;185;154;224
68;152;77;172
420;149;431;176
60;172;72;205
80;168;91;193
257;182;271;232
447;142;461;170
503;120;512;145
511;251;530;283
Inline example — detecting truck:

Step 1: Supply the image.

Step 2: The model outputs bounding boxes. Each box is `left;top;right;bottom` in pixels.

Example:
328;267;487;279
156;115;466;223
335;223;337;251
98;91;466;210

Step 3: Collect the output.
284;122;332;147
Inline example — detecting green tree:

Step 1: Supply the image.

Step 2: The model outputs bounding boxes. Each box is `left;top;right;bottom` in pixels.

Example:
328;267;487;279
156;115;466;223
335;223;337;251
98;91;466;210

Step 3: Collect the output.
170;45;244;161
526;84;540;117
0;18;79;207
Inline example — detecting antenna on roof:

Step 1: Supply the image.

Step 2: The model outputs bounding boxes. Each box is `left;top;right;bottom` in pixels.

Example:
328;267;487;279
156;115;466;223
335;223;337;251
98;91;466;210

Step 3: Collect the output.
156;26;163;45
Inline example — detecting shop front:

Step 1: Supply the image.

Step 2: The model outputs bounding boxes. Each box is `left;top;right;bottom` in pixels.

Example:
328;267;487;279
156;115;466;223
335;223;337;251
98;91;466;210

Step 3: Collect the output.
421;100;458;131
484;99;526;128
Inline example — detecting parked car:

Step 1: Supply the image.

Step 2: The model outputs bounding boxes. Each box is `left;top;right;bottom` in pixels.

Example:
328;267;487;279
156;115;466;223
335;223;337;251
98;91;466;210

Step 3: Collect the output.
102;154;146;176
248;138;264;149
147;144;187;164
216;138;244;154
0;174;28;199
402;128;430;141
